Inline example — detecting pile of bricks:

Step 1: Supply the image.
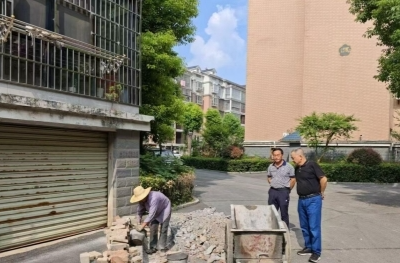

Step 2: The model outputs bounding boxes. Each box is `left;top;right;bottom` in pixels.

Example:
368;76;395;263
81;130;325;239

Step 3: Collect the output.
80;216;144;263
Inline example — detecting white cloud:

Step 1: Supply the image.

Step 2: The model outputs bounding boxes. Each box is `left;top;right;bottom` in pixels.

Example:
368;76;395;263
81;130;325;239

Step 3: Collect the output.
189;5;245;70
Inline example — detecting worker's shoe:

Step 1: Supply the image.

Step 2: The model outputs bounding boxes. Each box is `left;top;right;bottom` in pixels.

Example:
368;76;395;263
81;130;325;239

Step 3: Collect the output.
309;253;321;262
297;248;312;256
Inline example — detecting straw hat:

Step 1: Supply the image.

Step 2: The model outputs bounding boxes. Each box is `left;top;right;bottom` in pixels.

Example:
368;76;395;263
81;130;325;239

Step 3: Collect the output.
130;186;152;203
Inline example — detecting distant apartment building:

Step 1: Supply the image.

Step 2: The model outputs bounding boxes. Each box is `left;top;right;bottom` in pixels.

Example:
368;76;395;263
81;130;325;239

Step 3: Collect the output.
245;0;400;160
171;66;246;147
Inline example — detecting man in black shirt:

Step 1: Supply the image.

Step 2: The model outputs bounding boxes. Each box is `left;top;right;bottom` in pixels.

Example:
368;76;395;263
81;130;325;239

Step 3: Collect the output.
291;148;328;263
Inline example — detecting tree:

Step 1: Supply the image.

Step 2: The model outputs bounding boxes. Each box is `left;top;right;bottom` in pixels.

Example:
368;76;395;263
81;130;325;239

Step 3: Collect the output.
139;0;199;151
202;110;245;157
296;112;359;162
181;103;203;156
202;109;228;157
348;0;400;96
222;113;245;146
391;110;400;141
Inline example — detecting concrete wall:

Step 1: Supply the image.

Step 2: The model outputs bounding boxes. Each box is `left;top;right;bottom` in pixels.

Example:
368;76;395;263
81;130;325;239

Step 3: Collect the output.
108;130;141;225
245;144;400;162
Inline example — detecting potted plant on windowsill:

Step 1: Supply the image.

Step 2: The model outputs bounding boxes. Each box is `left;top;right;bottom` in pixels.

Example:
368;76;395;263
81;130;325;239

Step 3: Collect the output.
105;84;123;102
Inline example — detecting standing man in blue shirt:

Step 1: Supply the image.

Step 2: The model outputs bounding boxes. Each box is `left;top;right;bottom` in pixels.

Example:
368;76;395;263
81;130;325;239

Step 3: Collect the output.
130;186;171;254
267;148;296;228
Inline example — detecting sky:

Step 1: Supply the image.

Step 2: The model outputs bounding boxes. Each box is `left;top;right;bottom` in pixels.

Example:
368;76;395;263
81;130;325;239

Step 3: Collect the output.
174;0;248;85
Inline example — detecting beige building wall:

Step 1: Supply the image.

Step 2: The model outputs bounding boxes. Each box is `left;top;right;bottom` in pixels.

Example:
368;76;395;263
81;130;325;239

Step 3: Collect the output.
246;0;395;143
246;0;305;142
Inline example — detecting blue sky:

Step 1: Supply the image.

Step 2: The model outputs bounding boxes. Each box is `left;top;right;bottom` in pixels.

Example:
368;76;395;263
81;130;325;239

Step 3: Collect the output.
174;0;248;85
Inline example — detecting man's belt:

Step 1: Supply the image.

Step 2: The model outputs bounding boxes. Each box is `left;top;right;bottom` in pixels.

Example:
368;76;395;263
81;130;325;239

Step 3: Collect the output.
271;187;290;191
299;193;320;199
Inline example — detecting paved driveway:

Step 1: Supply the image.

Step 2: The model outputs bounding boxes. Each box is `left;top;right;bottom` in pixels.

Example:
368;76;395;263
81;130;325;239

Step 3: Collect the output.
1;169;400;263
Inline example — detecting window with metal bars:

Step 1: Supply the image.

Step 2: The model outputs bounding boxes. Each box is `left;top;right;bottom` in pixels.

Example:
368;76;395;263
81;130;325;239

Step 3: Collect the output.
0;0;141;106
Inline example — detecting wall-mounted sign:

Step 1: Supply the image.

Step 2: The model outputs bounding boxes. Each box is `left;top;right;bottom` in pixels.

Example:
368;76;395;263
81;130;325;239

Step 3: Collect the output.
339;44;351;56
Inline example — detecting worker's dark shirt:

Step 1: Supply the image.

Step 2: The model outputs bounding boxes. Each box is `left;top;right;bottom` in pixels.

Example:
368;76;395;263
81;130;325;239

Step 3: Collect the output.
295;161;325;196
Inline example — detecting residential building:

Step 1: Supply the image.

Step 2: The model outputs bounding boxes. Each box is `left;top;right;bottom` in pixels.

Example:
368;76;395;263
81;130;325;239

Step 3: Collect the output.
172;66;246;148
0;0;151;252
245;0;400;160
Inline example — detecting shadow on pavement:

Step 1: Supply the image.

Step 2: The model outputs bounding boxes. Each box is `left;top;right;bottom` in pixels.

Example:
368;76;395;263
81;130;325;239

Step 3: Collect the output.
339;183;400;208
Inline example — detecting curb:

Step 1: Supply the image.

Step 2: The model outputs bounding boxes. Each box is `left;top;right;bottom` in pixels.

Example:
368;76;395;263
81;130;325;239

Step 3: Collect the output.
227;171;266;175
172;196;200;211
331;182;400;187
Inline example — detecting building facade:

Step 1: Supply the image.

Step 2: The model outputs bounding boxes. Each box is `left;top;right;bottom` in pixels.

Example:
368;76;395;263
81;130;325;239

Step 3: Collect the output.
0;0;151;251
245;0;400;160
173;66;246;147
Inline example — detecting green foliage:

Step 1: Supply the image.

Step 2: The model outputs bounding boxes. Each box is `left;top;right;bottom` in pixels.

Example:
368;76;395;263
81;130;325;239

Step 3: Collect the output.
181;156;271;172
296;112;359;162
182;103;203;134
142;0;199;45
139;0;199;149
140;154;193;180
202;110;245;157
140;172;195;206
391;111;400;141
139;154;195;206
320;163;400;183
105;84;122;101
348;0;400;96
222;113;245;146
347;148;383;166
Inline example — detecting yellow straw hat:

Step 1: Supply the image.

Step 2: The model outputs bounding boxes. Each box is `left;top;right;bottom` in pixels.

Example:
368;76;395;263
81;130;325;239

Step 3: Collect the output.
130;186;152;203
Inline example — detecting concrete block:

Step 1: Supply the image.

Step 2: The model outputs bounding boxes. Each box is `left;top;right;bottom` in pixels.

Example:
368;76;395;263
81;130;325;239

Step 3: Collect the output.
116;187;132;198
116;159;127;168
80;252;90;263
88;251;102;260
115;197;130;208
125;158;139;168
131;167;139;176
115;169;132;178
97;257;108;263
117;206;131;216
110;234;128;243
111;256;128;263
130;256;142;263
107;242;128;251
128;247;140;257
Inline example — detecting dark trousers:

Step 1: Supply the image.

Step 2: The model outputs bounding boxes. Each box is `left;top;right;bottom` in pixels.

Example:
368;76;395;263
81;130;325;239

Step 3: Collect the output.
268;188;290;227
149;213;171;250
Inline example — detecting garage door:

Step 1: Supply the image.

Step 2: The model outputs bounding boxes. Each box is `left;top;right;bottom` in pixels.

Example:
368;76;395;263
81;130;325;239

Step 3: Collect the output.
0;123;108;252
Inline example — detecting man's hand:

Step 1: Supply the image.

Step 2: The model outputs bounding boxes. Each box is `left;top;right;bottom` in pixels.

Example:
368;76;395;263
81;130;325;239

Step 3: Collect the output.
321;192;325;200
136;222;148;232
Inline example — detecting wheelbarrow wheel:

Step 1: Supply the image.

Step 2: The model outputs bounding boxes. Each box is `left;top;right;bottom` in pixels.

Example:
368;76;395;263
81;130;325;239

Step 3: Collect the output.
225;220;234;263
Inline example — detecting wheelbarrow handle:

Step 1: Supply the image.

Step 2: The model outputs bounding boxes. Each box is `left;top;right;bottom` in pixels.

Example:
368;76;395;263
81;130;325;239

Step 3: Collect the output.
257;253;269;263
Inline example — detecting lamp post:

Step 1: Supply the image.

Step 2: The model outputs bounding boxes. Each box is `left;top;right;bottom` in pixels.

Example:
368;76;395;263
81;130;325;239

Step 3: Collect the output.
188;131;193;156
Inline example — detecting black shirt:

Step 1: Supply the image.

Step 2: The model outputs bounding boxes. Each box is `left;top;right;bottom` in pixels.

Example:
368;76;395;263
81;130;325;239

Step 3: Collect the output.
295;161;325;196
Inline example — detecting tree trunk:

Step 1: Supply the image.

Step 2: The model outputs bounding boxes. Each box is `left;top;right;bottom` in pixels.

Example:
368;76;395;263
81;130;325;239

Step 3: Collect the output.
187;133;193;156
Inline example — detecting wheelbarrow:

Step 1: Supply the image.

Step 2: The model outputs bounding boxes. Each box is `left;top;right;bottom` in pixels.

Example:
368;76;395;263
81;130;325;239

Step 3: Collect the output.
225;205;291;263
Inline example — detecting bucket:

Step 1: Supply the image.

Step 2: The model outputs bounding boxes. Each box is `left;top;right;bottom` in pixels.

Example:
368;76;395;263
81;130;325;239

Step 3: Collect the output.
167;252;188;263
129;229;145;246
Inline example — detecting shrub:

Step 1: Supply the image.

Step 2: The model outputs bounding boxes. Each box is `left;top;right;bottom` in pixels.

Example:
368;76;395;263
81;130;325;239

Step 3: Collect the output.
181;156;271;172
320;163;400;183
139;154;195;206
139;172;195;206
230;146;244;159
347;148;383;166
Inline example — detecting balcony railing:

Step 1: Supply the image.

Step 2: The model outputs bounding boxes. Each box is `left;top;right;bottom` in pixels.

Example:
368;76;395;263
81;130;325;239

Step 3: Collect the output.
0;14;140;105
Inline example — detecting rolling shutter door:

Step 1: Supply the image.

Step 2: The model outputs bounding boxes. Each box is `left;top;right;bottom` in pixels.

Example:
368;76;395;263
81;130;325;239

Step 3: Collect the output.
0;123;108;252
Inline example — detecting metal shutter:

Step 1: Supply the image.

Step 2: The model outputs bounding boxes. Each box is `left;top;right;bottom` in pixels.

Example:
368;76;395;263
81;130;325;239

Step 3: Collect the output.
0;123;108;252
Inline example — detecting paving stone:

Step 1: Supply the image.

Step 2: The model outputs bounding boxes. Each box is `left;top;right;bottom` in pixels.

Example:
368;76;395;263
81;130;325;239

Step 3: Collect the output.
107;243;128;251
79;252;90;263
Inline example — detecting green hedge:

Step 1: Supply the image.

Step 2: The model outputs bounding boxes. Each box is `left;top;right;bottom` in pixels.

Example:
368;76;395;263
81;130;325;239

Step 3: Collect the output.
320;163;400;183
182;157;400;183
181;157;271;172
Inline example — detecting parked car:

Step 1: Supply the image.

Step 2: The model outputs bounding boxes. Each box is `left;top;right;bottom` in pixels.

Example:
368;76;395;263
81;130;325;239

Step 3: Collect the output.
148;149;177;164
